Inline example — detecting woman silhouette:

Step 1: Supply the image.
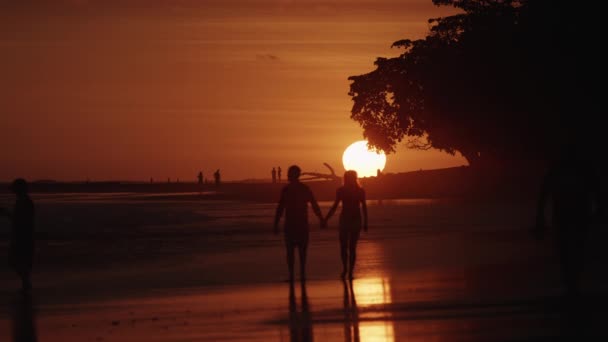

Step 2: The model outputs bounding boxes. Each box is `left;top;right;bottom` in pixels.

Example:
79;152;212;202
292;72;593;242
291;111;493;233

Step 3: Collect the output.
325;170;368;279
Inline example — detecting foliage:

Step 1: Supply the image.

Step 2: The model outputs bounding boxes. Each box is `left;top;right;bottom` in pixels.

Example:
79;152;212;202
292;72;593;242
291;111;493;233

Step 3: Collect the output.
348;0;603;167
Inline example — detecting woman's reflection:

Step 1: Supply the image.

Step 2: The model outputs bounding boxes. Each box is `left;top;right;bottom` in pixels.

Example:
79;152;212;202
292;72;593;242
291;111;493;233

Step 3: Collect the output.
343;279;360;342
288;280;313;342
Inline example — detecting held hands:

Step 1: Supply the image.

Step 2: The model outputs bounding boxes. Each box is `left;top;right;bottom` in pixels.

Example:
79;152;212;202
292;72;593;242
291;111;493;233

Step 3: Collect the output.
363;223;368;232
320;217;328;230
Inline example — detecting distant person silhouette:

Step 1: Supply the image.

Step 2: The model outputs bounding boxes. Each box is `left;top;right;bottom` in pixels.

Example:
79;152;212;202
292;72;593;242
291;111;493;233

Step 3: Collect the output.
342;279;360;342
272;167;277;184
214;169;221;186
1;179;35;291
197;171;203;184
325;170;368;279
278;166;282;183
274;165;324;282
288;280;313;342
535;148;601;301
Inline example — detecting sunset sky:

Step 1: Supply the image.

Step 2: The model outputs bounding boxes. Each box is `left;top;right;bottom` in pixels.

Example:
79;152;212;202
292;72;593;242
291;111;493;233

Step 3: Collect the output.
1;0;466;181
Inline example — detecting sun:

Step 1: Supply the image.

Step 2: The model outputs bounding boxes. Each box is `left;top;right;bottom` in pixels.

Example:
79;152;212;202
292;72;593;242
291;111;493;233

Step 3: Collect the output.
342;141;387;177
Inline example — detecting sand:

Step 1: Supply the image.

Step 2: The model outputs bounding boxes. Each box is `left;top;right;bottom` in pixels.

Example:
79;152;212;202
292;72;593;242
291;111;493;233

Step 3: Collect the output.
1;194;607;341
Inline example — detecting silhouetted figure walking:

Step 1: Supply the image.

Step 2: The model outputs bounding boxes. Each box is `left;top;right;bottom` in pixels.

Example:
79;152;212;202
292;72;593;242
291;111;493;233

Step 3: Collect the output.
278;166;282;183
214;169;221;186
326;170;368;279
197;171;203;184
535;149;600;302
272;167;277;184
1;179;35;292
274;165;324;282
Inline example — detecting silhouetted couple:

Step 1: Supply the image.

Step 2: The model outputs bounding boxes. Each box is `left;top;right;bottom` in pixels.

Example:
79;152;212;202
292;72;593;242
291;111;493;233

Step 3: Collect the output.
274;165;368;282
1;179;35;292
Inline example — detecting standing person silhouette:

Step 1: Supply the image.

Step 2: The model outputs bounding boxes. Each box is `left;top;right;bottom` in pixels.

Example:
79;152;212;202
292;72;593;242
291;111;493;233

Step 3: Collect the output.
535;148;600;301
214;169;221;186
278;166;282;183
1;179;35;291
325;170;368;279
271;167;277;184
274;165;324;282
197;171;203;184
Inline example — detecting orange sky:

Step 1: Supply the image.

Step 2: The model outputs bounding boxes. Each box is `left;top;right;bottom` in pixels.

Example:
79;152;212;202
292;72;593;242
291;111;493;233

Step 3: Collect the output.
0;1;466;181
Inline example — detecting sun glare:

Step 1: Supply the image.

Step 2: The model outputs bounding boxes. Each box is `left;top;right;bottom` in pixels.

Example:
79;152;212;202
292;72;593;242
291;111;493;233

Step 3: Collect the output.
342;141;387;177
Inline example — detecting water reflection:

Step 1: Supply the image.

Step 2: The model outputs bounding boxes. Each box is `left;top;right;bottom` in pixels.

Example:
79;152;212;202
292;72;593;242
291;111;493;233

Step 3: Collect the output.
11;292;38;342
353;278;392;306
351;277;394;342
288;281;313;342
343;279;360;342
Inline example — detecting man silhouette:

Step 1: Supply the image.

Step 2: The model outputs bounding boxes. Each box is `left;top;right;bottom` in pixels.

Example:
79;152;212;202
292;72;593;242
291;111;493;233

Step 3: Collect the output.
271;167;277;184
197;171;203;184
1;179;35;291
274;165;324;282
278;166;282;183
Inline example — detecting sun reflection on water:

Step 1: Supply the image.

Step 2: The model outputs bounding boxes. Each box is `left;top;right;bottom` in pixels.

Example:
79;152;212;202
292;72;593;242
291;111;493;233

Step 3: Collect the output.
353;277;392;306
350;277;394;342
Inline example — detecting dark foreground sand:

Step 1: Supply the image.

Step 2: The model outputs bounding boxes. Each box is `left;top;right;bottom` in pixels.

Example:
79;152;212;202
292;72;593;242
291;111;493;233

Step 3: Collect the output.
0;194;607;341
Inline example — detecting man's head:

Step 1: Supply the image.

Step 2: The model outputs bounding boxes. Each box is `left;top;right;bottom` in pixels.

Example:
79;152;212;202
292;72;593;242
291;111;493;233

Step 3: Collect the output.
287;165;301;182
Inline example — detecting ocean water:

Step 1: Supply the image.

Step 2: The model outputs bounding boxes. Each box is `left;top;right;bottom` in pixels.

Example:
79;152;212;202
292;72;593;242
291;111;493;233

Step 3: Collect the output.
0;193;606;340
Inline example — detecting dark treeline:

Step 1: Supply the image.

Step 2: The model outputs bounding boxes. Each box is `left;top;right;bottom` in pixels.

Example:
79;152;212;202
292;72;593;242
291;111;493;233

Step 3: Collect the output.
349;0;606;170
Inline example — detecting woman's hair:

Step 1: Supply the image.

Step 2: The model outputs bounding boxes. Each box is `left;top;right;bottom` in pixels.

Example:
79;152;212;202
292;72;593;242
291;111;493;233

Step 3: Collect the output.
343;170;359;188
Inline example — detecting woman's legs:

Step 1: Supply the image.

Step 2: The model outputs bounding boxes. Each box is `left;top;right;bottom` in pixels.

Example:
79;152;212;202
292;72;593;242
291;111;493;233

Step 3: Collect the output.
348;230;360;279
339;229;348;278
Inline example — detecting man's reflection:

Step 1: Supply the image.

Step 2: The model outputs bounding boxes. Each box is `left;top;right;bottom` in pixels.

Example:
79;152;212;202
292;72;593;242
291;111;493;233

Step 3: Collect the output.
12;292;38;342
288;280;313;342
343;279;360;342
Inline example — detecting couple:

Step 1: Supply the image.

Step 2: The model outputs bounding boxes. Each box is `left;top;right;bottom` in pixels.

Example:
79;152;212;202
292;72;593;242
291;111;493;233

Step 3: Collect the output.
274;165;368;282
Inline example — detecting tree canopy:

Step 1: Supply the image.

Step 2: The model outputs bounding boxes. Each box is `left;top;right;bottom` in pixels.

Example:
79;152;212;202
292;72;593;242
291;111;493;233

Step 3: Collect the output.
348;0;605;167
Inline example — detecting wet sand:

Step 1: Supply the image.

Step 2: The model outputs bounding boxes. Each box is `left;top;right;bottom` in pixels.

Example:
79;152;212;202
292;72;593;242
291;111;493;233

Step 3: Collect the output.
1;195;607;340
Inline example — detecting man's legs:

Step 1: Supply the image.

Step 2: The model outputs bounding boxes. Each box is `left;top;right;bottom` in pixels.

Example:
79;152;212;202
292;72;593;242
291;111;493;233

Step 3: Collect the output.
286;241;295;282
298;243;307;281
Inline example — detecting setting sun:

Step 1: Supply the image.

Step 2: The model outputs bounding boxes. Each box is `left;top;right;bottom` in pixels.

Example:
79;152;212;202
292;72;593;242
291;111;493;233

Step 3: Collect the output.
342;141;387;177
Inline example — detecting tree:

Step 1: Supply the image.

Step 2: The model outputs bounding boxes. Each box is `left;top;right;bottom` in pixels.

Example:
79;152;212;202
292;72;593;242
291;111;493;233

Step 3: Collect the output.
348;0;604;168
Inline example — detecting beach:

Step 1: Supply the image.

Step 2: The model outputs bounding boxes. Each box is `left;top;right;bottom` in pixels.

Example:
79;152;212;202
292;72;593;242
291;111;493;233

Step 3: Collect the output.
1;193;607;341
